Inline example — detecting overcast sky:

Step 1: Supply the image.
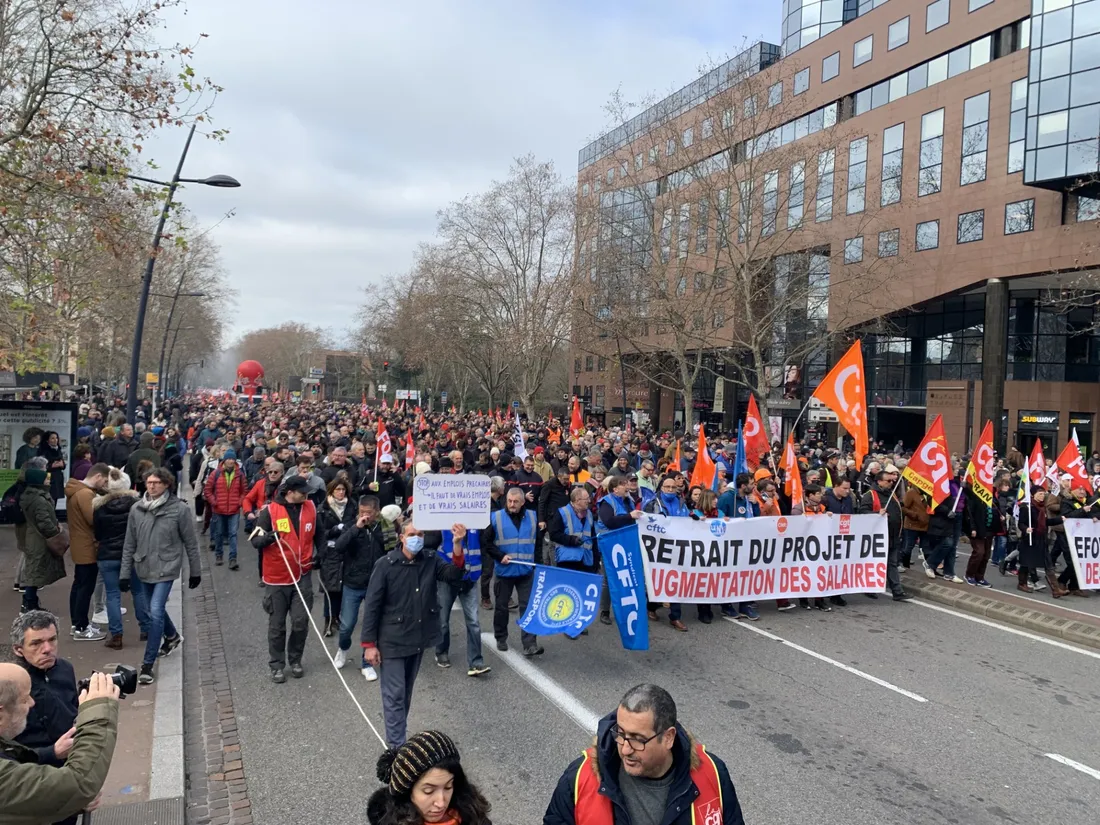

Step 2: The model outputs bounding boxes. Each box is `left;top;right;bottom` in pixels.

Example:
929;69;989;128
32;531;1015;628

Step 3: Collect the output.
146;0;777;342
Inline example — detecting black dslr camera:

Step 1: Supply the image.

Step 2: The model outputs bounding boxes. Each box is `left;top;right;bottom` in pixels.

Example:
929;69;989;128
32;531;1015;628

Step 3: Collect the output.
77;664;139;698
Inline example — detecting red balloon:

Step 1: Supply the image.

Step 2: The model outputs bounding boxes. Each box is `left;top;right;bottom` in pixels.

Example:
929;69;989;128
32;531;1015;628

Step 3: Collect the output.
236;360;264;386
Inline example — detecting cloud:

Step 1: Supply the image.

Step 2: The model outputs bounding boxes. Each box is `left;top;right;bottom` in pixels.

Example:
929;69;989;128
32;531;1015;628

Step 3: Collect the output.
142;0;778;339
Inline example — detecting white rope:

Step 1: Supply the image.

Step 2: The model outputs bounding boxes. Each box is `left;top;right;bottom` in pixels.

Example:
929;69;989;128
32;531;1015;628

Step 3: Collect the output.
260;525;388;748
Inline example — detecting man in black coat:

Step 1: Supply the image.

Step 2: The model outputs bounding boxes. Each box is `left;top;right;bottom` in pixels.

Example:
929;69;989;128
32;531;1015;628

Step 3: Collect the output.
330;495;387;678
360;520;467;748
537;465;573;564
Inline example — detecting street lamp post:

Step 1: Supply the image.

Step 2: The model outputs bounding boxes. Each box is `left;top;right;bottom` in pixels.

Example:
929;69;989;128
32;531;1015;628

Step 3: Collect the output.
123;123;239;423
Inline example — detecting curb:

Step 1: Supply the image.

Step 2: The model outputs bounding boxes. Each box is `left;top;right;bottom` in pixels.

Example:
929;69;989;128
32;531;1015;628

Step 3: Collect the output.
904;576;1100;651
148;571;184;800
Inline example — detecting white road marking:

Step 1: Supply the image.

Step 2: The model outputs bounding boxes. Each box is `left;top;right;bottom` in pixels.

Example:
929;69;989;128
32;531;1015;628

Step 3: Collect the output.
910;600;1100;661
722;618;928;703
481;632;601;733
1046;753;1100;781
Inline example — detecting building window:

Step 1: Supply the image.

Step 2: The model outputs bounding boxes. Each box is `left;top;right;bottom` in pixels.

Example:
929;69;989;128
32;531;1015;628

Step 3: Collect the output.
678;203;690;258
916;219;940;250
854;35;873;68
1008;77;1026;174
822;52;840;82
847;136;868;215
594;178;601;192
649;146;658;165
744;96;757;118
926;0;949;33
794;68;810;95
701;118;713;139
844;237;864;264
768;82;782;108
1078;196;1100;222
969;0;992;9
816;149;834;222
585;356;594;372
597;357;607;372
635;153;643;171
676;274;687;296
762;171;779;237
737;180;752;242
713;310;725;328
660;208;672;262
717;188;729;248
919;108;945;196
606;168;614;184
878;228;900;257
693;272;706;293
696;198;709;253
961;91;989;185
957;209;984;243
619;161;628;179
682;127;694;148
666;138;675;157
574;358;581;374
788;161;805;228
888;17;909;51
1005;199;1035;234
881;123;904;206
582;183;590;197
722;108;733;130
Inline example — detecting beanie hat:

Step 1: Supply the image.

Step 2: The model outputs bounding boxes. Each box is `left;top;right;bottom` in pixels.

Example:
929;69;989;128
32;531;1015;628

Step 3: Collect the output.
223;449;236;461
101;426;116;439
414;461;432;475
376;730;459;795
107;468;131;492
380;504;402;523
26;467;47;485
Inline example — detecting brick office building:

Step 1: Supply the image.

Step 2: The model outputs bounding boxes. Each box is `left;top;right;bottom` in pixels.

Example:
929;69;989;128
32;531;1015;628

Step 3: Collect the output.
572;0;1100;459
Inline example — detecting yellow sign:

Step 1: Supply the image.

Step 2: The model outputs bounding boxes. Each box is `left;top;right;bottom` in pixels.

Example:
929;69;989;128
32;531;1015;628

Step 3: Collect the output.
275;517;291;533
145;372;159;385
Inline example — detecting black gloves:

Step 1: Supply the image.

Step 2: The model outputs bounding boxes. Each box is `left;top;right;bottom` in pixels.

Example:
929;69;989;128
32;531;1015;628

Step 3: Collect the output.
188;576;201;590
569;536;584;547
118;578;130;593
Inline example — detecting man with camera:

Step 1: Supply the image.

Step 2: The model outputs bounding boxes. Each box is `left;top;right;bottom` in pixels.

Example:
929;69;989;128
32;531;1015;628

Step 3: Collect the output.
0;666;119;824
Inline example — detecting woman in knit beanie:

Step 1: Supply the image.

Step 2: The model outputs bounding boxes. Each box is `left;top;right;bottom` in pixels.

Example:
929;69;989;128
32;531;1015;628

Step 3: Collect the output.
366;731;491;825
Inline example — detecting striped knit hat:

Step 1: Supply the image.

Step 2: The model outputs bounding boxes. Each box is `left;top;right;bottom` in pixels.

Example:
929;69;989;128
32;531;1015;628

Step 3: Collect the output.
376;731;459;795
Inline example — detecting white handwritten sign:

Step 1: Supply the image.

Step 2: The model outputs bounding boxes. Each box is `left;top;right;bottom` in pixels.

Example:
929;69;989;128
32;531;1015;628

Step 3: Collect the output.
411;473;492;530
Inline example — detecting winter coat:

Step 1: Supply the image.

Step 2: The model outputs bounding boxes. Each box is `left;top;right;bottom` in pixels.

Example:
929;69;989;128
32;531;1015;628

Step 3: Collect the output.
38;442;66;501
203;461;247;515
926;500;956;538
242;478;278;514
962;487;1001;540
359;548;466;658
859;486;903;538
314;497;357;592
537;478;572;526
823;488;855;515
15;658;78;767
901;487;930;531
0;698;119;825
64;477;98;565
124;434;161;482
321;461;359;489
93;489;139;563
357;469;406;509
97;437;131;471
333;519;387;591
19;484;65;588
1018;501;1049;569
543;709;746;825
120;493;200;584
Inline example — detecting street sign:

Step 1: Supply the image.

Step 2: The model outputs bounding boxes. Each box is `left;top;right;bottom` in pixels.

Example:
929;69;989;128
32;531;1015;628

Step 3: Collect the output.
377;383;388;393
512;400;520;408
308;367;324;378
145;372;159;385
440;391;448;404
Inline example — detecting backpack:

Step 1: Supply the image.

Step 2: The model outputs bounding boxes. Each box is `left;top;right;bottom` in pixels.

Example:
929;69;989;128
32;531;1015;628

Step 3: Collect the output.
1;480;27;525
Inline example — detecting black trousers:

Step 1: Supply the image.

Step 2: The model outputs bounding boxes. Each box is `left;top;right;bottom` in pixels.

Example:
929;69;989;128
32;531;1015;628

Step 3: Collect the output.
480;554;494;602
494;574;535;648
264;572;314;669
70;563;99;631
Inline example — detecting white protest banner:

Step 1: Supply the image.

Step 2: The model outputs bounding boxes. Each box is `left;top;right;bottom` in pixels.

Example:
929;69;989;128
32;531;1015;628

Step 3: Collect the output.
638;512;890;602
411;473;492;530
1062;518;1100;589
512;415;527;460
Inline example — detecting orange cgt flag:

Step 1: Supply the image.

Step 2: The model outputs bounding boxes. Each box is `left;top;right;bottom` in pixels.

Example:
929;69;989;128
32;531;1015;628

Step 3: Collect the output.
689;427;717;489
570;397;583;436
743;395;771;471
781;433;803;504
811;340;869;468
901;415;952;508
965;420;996;507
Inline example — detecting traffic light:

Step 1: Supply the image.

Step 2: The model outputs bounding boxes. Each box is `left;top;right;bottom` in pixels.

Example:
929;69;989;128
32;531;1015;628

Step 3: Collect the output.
383;360;390;373
311;384;318;395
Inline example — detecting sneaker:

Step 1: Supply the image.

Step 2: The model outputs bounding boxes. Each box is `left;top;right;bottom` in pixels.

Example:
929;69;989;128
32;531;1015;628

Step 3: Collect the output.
830;595;848;607
92;610;109;625
599;612;612;625
139;663;155;684
271;668;286;683
435;653;451;669
508;600;519;611
737;605;760;621
467;664;491;677
159;634;182;657
72;626;107;642
362;665;378;682
1031;580;1046;591
721;606;738;618
215;555;223;566
896;565;905;574
522;645;545;657
814;602;833;612
228;559;239;571
496;639;508;652
196;514;203;522
976;579;993;589
945;575;965;584
290;663;304;678
923;560;935;579
998;559;1009;576
892;592;913;602
777;603;797;612
965;577;977;586
333;648;347;669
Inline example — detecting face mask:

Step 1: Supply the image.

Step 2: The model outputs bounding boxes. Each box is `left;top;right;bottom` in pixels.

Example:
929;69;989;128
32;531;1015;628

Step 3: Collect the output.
405;535;424;555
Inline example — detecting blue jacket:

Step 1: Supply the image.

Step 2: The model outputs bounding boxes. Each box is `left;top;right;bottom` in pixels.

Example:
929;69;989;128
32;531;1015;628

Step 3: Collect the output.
549;504;595;566
543;709;746;825
717;490;759;519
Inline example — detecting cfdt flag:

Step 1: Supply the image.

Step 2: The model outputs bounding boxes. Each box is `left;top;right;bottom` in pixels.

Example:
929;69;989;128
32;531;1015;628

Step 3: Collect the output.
517;565;603;639
743;395;770;471
902;415;952;508
966;420;996;507
600;524;649;651
812;340;869;468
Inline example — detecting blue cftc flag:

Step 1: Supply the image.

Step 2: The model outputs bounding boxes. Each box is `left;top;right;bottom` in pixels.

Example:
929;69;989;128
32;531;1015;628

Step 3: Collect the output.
517;565;603;638
599;524;650;651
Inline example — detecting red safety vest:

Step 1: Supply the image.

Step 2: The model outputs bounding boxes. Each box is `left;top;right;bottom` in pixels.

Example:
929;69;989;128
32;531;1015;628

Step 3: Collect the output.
573;744;723;825
263;500;316;586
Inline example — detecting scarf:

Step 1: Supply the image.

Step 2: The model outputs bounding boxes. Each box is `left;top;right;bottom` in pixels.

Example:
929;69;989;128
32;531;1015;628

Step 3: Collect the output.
327;495;348;519
429;811;461;825
141;490;169;511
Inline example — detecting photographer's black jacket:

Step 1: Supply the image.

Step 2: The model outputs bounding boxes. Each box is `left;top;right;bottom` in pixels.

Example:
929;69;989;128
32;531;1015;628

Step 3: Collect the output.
15;657;78;767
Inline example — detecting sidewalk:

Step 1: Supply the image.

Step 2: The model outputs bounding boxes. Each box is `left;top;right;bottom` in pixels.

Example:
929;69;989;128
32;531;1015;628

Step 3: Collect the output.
0;526;184;823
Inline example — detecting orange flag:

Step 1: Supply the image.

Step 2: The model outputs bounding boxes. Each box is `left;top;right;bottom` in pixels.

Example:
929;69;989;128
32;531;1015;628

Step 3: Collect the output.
1056;437;1090;487
744;395;770;471
965;421;995;507
901;415;952;508
405;430;415;471
570;397;583;436
689;428;717;489
1028;439;1046;486
668;439;682;472
781;433;803;504
812;340;869;468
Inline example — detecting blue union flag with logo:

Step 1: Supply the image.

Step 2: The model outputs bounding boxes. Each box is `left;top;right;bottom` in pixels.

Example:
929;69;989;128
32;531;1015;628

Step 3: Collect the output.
517;565;603;638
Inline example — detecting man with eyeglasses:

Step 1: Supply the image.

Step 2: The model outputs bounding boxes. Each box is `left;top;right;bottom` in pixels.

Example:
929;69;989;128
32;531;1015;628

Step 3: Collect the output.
243;461;286;586
544;683;745;825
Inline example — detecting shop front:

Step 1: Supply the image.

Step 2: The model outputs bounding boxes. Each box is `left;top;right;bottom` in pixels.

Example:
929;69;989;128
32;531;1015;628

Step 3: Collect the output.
1016;409;1060;458
1070;413;1094;457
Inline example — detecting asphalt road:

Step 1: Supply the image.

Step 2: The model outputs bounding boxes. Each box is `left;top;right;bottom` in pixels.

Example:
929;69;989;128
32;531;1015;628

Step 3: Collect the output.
192;523;1100;825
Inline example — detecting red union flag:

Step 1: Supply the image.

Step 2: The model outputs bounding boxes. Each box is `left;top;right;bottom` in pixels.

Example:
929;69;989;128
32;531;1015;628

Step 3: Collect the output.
1056;438;1090;487
811;340;869;468
743;395;770;471
1029;439;1046;486
966;420;995;507
375;418;392;459
781;433;803;504
902;415;952;508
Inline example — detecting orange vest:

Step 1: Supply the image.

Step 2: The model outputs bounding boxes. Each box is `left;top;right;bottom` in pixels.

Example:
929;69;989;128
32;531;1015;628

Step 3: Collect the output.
263;500;316;585
548;427;562;445
573;744;723;825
